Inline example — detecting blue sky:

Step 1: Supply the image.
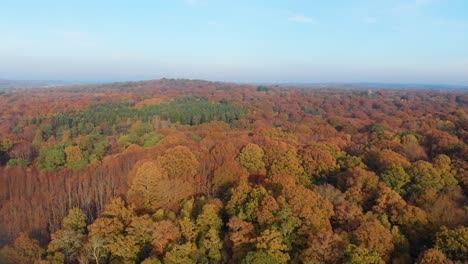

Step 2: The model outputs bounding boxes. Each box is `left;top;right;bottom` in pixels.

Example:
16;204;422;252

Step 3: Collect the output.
1;0;468;84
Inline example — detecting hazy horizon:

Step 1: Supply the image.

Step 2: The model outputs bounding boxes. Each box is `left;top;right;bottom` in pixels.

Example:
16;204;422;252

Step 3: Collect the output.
1;0;468;85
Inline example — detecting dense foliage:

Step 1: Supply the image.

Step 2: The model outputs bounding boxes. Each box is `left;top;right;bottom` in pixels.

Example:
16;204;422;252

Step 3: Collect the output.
0;79;466;263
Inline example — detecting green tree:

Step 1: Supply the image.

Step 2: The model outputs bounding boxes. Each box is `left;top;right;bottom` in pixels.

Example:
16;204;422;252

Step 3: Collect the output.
6;159;30;167
380;164;410;196
196;202;224;263
343;244;384;264
163;242;197;264
141;132;164;147
63;208;87;232
0;138;14;152
435;226;468;261
38;143;66;171
433;154;458;187
243;250;283;264
48;208;87;263
406;160;444;195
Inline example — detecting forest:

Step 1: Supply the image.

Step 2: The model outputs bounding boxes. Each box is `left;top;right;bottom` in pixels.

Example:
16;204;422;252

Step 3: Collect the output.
0;79;466;263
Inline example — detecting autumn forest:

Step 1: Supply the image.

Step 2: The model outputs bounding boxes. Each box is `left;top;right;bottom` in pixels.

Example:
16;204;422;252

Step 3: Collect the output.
0;79;466;264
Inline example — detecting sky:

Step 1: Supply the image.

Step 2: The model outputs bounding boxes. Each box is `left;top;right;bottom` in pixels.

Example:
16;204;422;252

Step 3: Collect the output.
1;0;468;84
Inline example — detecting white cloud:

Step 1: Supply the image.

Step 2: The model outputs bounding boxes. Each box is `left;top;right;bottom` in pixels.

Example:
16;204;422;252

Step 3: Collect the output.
289;15;315;24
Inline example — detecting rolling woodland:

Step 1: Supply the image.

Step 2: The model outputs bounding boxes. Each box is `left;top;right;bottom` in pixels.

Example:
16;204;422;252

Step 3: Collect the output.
0;79;467;263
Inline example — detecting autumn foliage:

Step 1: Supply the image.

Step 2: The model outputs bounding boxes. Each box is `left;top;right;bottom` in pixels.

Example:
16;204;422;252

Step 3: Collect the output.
0;79;467;263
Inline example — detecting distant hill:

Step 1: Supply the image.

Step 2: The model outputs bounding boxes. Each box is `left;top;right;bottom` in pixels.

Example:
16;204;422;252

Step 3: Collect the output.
274;82;468;91
0;79;92;89
2;78;467;91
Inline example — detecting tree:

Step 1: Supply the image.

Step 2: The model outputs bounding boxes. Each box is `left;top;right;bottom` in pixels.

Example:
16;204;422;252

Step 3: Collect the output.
227;184;268;222
196;202;224;263
433;154;458;187
285;184;334;237
128;158;197;210
227;216;255;262
407;160;445;198
0;137;14;152
87;197;148;263
64;145;84;164
237;143;266;175
262;141;304;179
226;176;252;218
140;132;164;147
62;208;87;232
366;149;411;172
254;229;290;263
38;143;66;171
380;164;410;196
141;256;162;264
9;141;35;162
48;208;88;263
415;248;452;264
178;217;198;243
163;242;197;264
435;226;468;261
269;151;304;180
300;147;338;183
337;166;380;209
82;236;108;264
158;146;199;179
352;218;394;261
1;232;44;264
151;220;181;255
128;160;167;211
212;160;247;194
342;244;384;264
299;231;345;264
255;195;280;226
243;250;283;264
64;145;87;169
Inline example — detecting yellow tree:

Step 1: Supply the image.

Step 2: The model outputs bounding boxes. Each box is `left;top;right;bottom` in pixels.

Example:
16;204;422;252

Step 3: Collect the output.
237;143;266;175
158;146;199;180
87;197;151;263
127;160;168;211
1;232;44;264
254;229;290;263
64;146;84;164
